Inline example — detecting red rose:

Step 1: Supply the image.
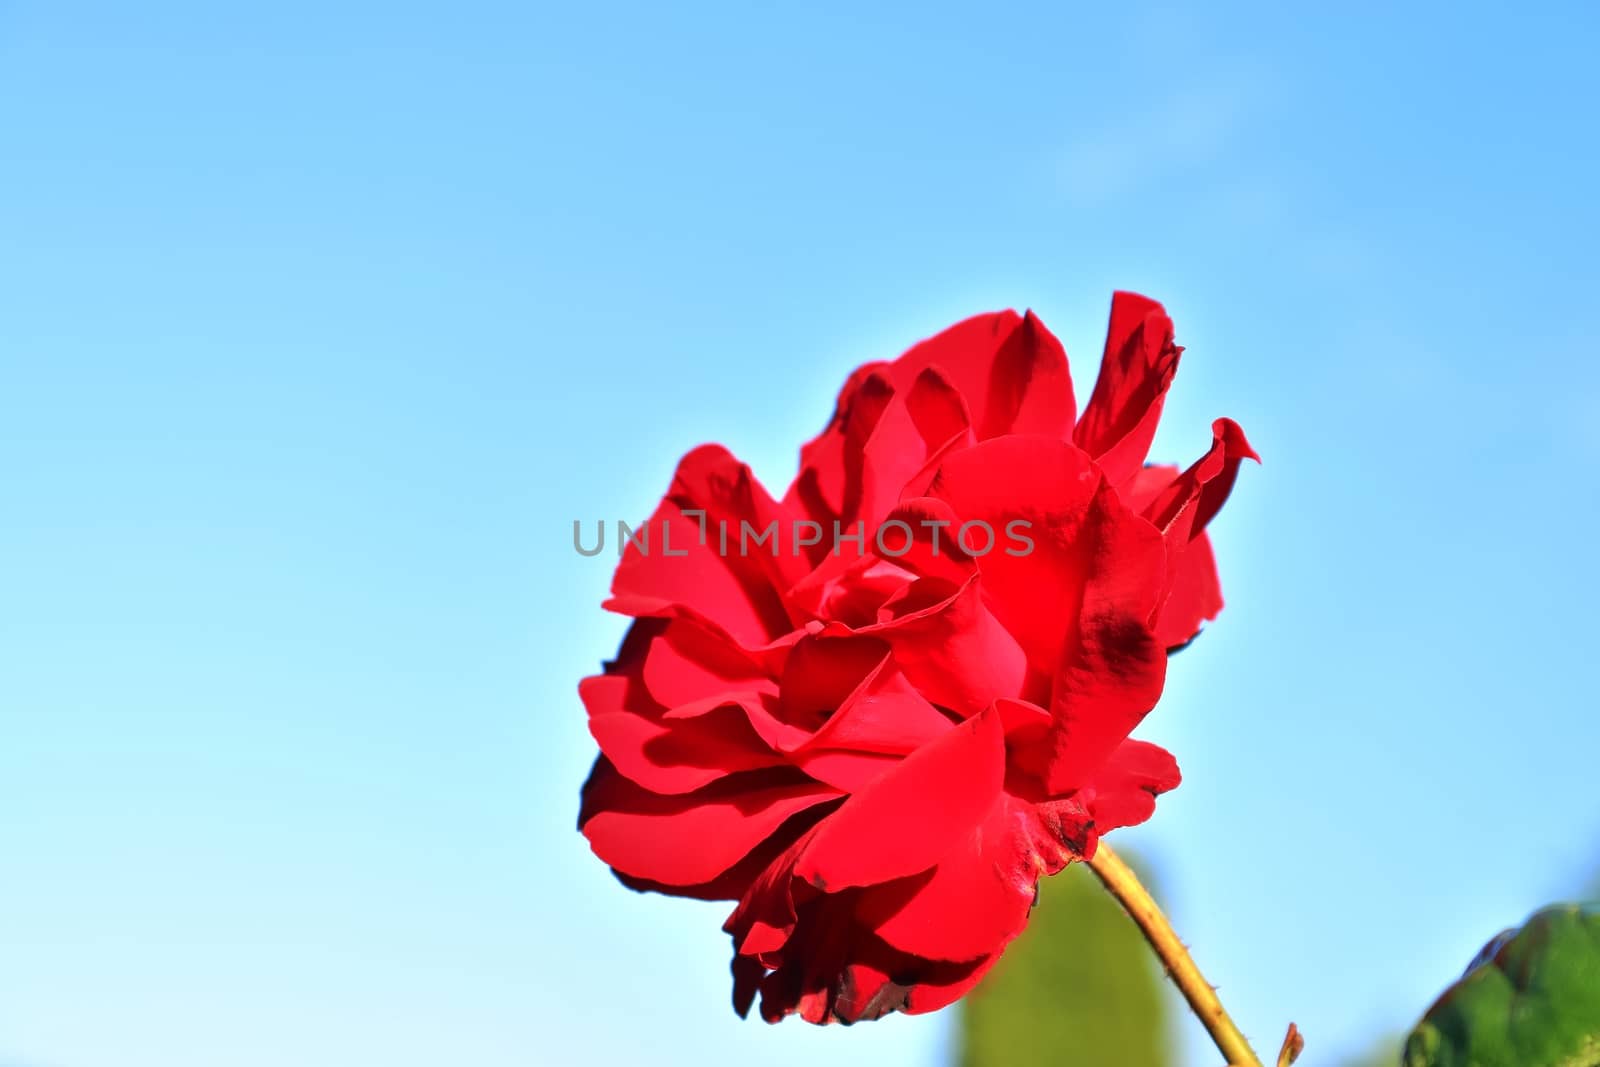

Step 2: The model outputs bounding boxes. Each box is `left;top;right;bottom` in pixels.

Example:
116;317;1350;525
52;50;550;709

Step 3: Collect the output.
578;292;1256;1024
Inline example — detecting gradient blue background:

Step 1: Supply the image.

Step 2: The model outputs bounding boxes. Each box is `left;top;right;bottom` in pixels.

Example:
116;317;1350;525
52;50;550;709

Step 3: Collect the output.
3;3;1598;1065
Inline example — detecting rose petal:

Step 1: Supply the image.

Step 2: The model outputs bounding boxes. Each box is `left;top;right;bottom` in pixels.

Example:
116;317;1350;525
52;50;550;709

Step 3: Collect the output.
923;435;1103;674
724;823;824;957
872;497;976;587
884;312;1022;430
856;795;1031;962
641;621;777;710
979;310;1074;440
750;899;992;1024
579;759;840;886
792;705;1005;890
1142;417;1259;543
993;696;1052;744
1153;531;1224;649
1123;463;1230;648
1072;291;1183;486
777;634;890;729
1080;738;1182;831
793;668;952;757
1030;480;1169;794
906;366;973;452
608;445;799;649
867;573;1029;717
588;705;787;795
784;665;955;791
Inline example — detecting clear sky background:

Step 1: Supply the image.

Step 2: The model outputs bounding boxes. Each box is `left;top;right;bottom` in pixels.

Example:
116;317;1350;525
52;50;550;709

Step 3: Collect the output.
3;3;1598;1066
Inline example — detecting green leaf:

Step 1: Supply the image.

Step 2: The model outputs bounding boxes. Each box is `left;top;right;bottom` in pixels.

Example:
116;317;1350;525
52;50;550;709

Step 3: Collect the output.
956;853;1173;1067
1404;904;1600;1067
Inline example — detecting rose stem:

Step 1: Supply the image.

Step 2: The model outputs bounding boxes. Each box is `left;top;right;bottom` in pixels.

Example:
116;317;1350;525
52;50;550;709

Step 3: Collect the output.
1085;841;1265;1067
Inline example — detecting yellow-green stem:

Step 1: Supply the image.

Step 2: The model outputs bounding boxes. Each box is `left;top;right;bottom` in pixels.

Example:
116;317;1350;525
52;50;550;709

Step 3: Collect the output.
1086;841;1264;1067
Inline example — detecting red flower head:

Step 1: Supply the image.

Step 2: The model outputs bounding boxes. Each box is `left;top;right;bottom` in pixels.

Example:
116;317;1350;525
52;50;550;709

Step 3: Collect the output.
578;292;1256;1024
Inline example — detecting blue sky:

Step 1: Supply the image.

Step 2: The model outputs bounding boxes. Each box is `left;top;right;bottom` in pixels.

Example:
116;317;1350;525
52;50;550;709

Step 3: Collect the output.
2;3;1598;1065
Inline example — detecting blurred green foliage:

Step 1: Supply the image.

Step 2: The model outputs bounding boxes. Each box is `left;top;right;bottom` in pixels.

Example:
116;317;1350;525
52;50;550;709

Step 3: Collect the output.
956;853;1172;1067
1340;1036;1405;1067
1403;904;1600;1067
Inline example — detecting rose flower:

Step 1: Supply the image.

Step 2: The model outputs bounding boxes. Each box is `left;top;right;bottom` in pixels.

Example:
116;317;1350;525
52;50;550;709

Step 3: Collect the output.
578;292;1255;1024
